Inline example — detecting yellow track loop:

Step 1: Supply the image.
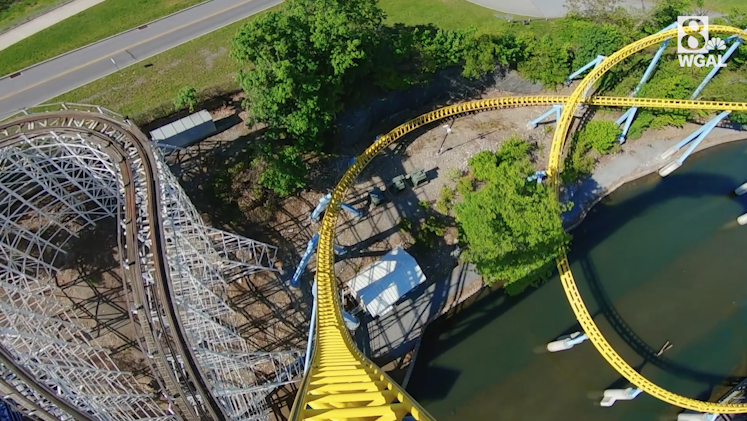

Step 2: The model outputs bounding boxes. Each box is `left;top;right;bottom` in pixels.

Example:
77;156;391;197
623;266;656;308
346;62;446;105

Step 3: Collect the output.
550;26;747;414
289;40;747;417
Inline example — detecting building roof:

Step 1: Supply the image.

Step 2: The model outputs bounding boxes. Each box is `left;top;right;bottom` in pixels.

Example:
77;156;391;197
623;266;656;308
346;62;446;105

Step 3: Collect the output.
149;110;215;148
346;248;426;318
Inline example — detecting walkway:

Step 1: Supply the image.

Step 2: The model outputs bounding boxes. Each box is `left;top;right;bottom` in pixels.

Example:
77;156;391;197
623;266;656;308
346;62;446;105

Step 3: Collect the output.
0;0;108;52
467;0;652;18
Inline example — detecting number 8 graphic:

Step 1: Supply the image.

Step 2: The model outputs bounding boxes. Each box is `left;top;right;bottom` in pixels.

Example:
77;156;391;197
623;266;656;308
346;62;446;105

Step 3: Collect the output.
680;18;707;52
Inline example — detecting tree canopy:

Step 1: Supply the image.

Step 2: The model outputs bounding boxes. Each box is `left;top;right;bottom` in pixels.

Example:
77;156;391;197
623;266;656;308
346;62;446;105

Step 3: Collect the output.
230;0;522;195
231;0;384;152
454;139;570;292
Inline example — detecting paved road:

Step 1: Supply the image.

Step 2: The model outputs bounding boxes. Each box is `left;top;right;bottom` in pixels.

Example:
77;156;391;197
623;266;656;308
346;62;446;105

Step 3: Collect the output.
0;0;281;120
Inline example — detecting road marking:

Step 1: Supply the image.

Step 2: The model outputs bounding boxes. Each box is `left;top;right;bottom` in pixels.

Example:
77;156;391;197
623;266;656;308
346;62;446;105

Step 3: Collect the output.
0;0;274;103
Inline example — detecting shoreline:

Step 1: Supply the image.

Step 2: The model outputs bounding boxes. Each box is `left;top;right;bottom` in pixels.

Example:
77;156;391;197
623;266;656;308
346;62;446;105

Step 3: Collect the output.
561;126;747;232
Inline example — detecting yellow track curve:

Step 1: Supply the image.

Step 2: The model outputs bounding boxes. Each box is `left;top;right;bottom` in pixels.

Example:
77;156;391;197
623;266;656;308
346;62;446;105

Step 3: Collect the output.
549;26;747;415
289;26;747;421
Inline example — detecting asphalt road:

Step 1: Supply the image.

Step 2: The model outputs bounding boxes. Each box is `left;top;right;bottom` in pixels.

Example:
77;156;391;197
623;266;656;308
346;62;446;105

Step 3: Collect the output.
0;0;282;120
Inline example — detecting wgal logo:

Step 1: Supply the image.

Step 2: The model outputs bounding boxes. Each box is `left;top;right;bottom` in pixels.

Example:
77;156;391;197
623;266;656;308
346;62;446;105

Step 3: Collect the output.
677;16;727;68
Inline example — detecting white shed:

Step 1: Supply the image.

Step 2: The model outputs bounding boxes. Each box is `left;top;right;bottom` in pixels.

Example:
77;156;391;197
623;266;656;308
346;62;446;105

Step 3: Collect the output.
149;110;217;148
346;248;426;318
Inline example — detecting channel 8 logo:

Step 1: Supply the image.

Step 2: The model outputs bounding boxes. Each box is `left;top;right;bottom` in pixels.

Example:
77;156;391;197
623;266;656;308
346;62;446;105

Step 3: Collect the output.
677;16;709;54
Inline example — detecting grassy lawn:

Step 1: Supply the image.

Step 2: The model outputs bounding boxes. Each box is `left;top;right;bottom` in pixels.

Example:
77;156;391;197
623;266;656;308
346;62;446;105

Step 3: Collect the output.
378;0;533;33
0;0;69;33
0;0;207;77
53;0;548;123
708;0;743;12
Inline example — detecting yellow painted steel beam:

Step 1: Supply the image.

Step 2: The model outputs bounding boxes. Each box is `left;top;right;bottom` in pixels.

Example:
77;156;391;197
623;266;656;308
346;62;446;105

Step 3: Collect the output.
550;25;747;414
290;45;747;417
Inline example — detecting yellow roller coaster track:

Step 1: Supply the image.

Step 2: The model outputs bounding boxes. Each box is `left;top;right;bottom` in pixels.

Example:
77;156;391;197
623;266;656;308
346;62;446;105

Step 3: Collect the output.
289;26;747;421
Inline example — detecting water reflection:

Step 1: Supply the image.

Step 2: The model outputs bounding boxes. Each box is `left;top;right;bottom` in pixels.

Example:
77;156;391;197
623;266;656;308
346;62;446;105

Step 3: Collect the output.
408;141;747;421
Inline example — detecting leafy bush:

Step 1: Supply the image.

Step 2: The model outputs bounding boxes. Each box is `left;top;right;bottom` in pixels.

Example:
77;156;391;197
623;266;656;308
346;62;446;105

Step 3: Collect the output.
562;120;620;183
174;86;198;113
730;112;747;125
641;0;691;34
467;150;498;181
461;33;523;79
399;217;413;233
456;176;474;197
435;187;454;214
557;19;627;69
562;143;597;184
579;120;620;154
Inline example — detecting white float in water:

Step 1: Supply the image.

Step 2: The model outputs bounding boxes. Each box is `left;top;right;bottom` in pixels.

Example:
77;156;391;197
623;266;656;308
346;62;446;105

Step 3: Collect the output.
737;213;747;226
600;388;642;407
546;331;588;352
677;413;718;421
659;161;682;177
735;181;747;196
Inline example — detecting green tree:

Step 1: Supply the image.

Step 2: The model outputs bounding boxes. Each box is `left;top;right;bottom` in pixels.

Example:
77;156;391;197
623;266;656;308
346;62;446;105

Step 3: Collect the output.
461;33;523;79
642;0;691;34
231;0;384;151
722;5;747;30
253;145;307;197
720;6;747;68
623;59;702;139
518;34;571;87
174;86;198;113
454;138;570;291
557;20;627;69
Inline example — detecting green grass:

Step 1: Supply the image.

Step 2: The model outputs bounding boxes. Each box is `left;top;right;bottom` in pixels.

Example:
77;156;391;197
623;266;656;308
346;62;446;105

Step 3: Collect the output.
708;0;743;13
53;0;549;123
0;0;207;77
379;0;534;33
0;0;69;33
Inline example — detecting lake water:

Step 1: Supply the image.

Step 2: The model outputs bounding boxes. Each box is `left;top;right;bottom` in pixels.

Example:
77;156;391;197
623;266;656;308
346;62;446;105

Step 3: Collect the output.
407;140;747;421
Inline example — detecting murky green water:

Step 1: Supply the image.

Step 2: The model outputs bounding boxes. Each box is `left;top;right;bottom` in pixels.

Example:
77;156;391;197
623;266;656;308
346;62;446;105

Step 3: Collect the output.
407;140;747;421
